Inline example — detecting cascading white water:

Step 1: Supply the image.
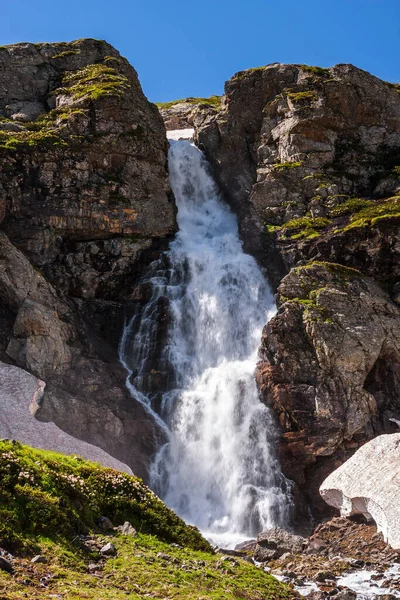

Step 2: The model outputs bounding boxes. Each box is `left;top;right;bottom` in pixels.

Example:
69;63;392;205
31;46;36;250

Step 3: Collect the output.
120;133;292;546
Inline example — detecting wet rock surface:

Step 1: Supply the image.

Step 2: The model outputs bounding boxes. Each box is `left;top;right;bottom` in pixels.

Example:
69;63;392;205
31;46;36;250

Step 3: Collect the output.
249;517;400;598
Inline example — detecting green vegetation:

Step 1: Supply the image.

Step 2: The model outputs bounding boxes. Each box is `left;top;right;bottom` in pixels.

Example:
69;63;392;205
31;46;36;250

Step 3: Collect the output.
287;90;317;103
156;95;221;110
0;106;86;151
342;196;400;230
234;66;267;79
0;440;209;554
300;65;330;77
266;215;331;240
327;197;374;217
0;533;295;600
59;63;130;101
51;49;81;59
0;59;130;151
273;161;303;171
0;441;295;599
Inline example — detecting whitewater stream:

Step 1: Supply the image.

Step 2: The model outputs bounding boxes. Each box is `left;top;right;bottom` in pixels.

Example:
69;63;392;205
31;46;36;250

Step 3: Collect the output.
120;131;292;547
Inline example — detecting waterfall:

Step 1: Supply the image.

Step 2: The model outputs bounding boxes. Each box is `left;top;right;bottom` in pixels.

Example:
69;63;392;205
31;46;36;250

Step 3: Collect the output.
120;132;292;546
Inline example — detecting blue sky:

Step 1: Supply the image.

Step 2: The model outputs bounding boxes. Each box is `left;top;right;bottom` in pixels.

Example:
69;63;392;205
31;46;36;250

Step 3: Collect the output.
1;0;399;102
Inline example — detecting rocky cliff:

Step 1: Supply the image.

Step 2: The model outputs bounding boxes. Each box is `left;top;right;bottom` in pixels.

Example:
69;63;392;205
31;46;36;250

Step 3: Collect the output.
0;39;176;478
195;63;400;519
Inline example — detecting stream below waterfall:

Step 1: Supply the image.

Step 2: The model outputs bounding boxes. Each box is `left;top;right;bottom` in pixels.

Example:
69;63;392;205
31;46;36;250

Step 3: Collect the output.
120;130;292;547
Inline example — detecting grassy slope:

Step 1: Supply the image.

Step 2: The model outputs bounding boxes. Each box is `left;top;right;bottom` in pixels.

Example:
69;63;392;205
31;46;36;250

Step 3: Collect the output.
0;441;296;599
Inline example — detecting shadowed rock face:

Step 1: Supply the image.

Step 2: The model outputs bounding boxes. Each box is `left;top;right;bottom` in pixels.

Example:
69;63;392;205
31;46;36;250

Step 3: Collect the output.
320;434;400;550
195;63;400;520
0;39;175;477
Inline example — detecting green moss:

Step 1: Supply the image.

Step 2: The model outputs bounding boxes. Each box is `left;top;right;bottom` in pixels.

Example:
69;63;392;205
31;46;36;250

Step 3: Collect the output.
327;197;375;217
0;106;86;151
287;90;317;102
282;215;331;239
0;440;210;554
273;161;303;170
392;165;400;175
51;49;81;59
234;66;267;79
266;215;331;240
300;64;330;77
156;95;221;110
300;261;364;280
59;63;130;101
342;196;400;230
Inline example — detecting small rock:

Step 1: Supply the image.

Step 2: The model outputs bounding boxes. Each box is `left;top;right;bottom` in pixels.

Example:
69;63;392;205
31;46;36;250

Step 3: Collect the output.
116;521;137;536
31;554;48;564
315;571;336;582
99;516;114;530
0;556;13;573
100;542;116;556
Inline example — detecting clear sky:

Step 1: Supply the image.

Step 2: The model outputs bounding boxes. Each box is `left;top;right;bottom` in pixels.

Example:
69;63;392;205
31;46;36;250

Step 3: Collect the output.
1;0;399;103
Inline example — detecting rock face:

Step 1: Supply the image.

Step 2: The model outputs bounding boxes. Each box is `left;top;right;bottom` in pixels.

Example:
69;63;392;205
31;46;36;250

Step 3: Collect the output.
197;64;400;286
256;261;400;517
0;39;175;477
195;63;400;519
158;96;221;131
0;360;133;473
320;434;400;549
0;39;176;302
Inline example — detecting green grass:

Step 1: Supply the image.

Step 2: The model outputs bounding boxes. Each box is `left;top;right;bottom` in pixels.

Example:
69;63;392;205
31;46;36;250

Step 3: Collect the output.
156;95;221;110
0;442;295;599
0;440;209;554
59;63;131;101
0;106;86;150
0;532;295;599
51;49;81;59
327;197;375;217
300;65;330;77
287;90;317;103
266;215;331;240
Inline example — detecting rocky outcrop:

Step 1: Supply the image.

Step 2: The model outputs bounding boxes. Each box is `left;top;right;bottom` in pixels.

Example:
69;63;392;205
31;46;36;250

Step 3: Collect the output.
256;262;400;517
0;39;175;477
0;230;160;477
197;64;400;286
320;434;400;549
158;96;221;131
0;39;175;305
195;63;400;519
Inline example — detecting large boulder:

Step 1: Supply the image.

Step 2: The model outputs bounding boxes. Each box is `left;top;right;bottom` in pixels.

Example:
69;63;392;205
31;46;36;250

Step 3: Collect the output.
256;261;400;517
320;434;400;549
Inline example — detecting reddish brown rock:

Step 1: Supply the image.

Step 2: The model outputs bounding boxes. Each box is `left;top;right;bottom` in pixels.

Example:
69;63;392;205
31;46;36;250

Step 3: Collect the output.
256;262;400;517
